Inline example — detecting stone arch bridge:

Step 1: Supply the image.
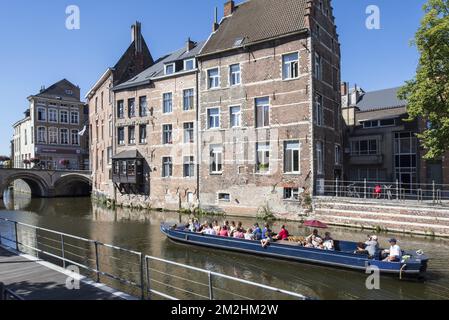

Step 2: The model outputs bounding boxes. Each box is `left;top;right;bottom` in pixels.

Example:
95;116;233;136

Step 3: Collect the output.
0;168;92;199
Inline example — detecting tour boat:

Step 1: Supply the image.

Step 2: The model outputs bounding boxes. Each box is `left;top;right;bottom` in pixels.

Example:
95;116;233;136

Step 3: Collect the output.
160;224;429;279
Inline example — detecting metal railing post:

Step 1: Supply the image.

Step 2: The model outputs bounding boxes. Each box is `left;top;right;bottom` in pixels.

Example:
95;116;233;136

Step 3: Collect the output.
145;257;151;300
94;241;100;283
396;180;399;201
208;272;214;300
14;222;19;252
364;179;367;199
432;181;436;204
139;253;145;300
60;234;66;269
335;178;339;197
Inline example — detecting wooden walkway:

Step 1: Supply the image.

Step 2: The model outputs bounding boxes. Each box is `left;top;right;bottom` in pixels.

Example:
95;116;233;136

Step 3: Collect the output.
0;246;133;300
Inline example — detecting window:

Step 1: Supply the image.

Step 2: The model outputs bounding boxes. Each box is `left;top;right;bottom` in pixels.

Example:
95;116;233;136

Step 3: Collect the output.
107;147;113;165
284;141;300;173
207;68;220;89
314;94;323;126
184;122;194;143
284;188;299;201
139;96;147;117
60;110;68;123
31;126;33;144
139;125;147;144
117;100;124;118
255;97;270;128
24;129;27;145
71;130;79;145
256;143;270;173
282;53;299;80
165;63;175;75
118;127;125;145
65;89;73;95
230;64;241;86
49;109;58;122
210;145;223;174
60;129;69;145
316;141;324;175
70;111;79;124
128;126;136;144
183;156;195;177
182;89;194;111
184;59;195;71
218;193;231;202
49;128;58;144
362;119;396;128
101;92;104;109
162;124;173;144
128;98;136;118
208;108;220;129
163;93;173;113
162;157;173;177
230;106;241;128
37;108;46;121
351;140;378;156
314;53;322;80
37;127;47;143
335;145;342;165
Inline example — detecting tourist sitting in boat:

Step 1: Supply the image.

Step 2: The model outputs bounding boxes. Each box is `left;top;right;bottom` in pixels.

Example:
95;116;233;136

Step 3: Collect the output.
262;223;272;240
354;242;368;255
274;225;290;241
201;223;216;236
261;230;273;248
323;232;335;251
213;221;221;234
245;228;255;240
219;225;229;237
253;223;263;240
193;219;200;231
229;221;237;236
305;229;322;248
233;228;245;239
187;219;196;232
237;222;245;233
365;235;380;259
382;239;402;262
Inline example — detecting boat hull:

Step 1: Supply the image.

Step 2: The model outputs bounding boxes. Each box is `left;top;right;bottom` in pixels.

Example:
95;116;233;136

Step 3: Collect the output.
161;224;428;278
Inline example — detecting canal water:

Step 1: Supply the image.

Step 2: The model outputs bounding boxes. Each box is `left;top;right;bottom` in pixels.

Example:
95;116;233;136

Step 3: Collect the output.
1;191;449;300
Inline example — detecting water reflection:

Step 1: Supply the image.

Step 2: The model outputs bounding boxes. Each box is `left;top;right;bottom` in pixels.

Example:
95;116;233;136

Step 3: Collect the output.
1;191;449;300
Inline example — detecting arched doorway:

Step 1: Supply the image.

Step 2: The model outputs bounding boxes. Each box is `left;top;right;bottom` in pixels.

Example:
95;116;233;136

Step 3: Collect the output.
53;175;92;197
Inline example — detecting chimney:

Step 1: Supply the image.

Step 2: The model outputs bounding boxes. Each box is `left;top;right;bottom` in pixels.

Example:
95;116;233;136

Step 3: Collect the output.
341;82;348;96
224;0;235;17
131;21;143;54
40;85;45;93
212;7;219;32
186;38;195;52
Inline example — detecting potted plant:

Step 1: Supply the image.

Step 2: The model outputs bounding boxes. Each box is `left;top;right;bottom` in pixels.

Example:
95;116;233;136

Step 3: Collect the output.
23;159;31;169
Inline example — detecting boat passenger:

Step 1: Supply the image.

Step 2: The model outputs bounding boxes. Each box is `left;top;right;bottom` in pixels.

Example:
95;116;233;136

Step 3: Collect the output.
188;219;196;232
274;225;290;241
365;235;380;259
213;221;221;234
382;239;402;262
313;237;324;249
245;228;255;240
262;223;271;240
323;232;335;251
219;226;229;237
230;221;237;236
237;222;245;233
233;228;245;239
261;230;273;248
354;242;368;255
202;223;216;236
193;219;200;231
306;229;320;243
253;223;263;240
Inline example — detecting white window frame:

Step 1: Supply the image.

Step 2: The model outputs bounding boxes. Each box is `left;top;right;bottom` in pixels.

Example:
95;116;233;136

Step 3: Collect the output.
207;67;220;90
335;144;342;165
316;141;324;175
314;53;322;80
256;142;271;174
210;145;223;174
162;156;173;178
184;59;195;71
282;52;300;80
60;128;69;145
284;140;301;174
230;106;241;128
71;129;80;145
37;107;47;122
48;127;58;145
183;156;195;178
315;94;323;126
162;92;173;114
128;126;136;145
284;188;300;201
183;122;194;144
118;127;125;145
165;63;175;75
37;126;47;144
48;109;58;123
229;64;241;86
60;110;69;124
70;111;79;124
139;124;147;144
207;107;220;130
218;193;231;202
162;124;173;145
255;97;270;128
183;88;194;111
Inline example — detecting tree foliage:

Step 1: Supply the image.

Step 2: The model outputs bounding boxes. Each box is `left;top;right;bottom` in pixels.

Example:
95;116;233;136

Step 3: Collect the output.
398;0;449;159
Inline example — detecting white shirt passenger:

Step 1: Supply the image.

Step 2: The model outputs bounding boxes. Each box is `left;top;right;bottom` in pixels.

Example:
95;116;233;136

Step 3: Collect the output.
389;244;402;259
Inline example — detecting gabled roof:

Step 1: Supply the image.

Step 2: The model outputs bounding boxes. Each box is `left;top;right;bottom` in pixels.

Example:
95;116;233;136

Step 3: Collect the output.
356;87;407;112
113;41;205;91
112;150;144;160
33;79;81;102
201;0;308;56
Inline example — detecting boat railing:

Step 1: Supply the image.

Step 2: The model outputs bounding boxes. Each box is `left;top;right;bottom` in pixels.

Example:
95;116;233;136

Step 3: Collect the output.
0;217;310;300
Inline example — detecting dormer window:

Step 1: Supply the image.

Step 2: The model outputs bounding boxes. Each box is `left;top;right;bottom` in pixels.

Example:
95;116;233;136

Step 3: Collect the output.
184;59;195;71
65;89;73;95
165;63;175;75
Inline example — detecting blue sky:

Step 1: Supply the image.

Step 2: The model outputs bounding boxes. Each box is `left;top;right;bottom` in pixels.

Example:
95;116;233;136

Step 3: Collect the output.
0;0;426;154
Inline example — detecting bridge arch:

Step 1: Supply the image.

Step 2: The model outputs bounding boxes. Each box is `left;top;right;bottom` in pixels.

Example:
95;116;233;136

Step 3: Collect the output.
1;172;50;198
53;174;92;197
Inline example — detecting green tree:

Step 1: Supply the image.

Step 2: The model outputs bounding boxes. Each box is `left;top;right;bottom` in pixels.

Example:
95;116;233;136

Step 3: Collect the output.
398;0;449;159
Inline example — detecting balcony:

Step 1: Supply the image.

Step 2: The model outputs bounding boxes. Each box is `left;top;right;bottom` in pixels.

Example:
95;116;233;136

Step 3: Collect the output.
112;150;144;185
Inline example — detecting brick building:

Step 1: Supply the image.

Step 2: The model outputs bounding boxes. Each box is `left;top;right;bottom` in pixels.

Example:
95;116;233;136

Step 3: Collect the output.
12;79;88;170
86;22;154;196
90;0;343;215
